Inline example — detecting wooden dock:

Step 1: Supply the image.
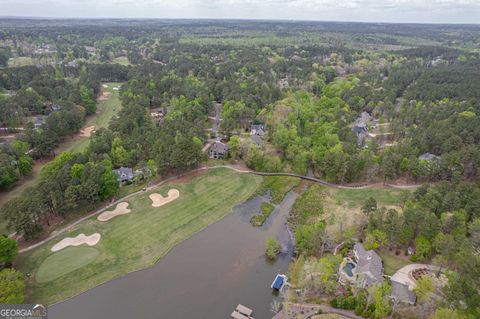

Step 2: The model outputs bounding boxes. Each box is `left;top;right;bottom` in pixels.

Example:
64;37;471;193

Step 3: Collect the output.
231;304;254;319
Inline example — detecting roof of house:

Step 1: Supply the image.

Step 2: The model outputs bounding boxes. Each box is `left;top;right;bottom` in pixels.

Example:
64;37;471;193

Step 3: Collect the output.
251;124;266;136
113;167;135;182
352;112;371;135
354;243;384;286
391;281;416;305
210;141;229;154
34;117;44;127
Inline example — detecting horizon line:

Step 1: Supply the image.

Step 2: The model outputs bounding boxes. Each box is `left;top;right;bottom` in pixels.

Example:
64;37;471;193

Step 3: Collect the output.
0;15;479;26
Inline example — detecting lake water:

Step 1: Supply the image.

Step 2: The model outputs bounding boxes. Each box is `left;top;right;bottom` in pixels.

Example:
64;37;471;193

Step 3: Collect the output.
49;192;297;319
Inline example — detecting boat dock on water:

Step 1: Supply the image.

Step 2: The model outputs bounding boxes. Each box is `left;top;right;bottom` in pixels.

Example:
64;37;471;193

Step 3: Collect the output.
230;304;254;319
271;274;288;291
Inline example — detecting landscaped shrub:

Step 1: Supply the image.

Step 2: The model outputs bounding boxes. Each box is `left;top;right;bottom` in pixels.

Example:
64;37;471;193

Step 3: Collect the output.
265;237;281;260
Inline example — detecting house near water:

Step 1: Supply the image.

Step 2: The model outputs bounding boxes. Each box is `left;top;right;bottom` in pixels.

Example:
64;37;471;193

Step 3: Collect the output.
338;243;384;288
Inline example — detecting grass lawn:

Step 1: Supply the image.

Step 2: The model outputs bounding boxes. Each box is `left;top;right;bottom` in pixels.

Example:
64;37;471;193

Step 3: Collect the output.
111;56;130;66
16;168;261;304
378;250;411;276
330;188;406;208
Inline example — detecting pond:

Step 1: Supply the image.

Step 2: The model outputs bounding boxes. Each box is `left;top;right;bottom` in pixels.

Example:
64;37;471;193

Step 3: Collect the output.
49;192;297;319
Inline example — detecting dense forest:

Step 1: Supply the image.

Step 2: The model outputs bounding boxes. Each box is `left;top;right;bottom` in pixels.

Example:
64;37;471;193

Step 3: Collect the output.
0;19;479;317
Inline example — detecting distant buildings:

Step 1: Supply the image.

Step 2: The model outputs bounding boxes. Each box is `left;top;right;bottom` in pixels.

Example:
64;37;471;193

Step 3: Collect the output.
34;116;44;129
352;112;376;146
277;77;289;89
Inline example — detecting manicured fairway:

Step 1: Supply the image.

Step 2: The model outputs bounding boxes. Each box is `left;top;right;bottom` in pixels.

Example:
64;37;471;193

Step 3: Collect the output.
16;168;261;304
59;82;123;153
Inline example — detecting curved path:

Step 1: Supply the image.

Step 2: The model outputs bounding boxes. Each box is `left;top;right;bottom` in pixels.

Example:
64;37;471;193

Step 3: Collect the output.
19;165;421;253
209;165;422;190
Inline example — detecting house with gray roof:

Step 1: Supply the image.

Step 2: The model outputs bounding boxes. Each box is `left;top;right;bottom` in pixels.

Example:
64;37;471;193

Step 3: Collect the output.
250;124;266;136
338;243;384;288
352;112;372;146
34;116;44;129
113;167;142;183
208;141;229;159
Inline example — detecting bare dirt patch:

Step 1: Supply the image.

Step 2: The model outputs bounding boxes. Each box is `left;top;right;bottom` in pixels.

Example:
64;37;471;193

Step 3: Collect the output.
149;189;180;207
97;91;112;101
79;126;95;138
97;202;131;222
51;233;101;252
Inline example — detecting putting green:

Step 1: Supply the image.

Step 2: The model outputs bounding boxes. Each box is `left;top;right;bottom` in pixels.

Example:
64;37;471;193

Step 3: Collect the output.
36;246;99;284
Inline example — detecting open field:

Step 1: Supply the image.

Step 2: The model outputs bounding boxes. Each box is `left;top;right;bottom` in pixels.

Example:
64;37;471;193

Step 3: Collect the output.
330;187;405;208
16;168;261;304
111;56;130;65
7;56;35;67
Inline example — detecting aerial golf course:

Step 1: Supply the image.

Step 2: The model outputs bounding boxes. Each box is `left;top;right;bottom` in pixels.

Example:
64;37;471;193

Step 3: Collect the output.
16;168;261;304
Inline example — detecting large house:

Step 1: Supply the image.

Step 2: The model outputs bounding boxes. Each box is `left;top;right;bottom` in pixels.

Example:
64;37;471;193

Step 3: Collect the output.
113;167;142;183
339;243;384;288
208;141;229;159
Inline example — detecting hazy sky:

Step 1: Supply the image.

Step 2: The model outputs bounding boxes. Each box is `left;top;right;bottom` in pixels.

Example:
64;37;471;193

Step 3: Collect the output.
1;0;480;24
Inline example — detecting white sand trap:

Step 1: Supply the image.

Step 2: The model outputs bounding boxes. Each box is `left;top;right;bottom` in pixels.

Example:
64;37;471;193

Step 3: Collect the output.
102;84;108;88
79;125;95;137
97;202;131;222
149;189;180;207
51;233;101;252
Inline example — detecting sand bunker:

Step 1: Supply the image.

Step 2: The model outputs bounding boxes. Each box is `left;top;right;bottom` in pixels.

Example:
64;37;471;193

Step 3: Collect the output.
149;189;180;207
98;202;131;222
79;126;95;137
51;233;101;252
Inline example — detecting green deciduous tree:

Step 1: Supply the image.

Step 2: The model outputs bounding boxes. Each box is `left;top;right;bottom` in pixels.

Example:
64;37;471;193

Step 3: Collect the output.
0;236;18;265
0;268;24;304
